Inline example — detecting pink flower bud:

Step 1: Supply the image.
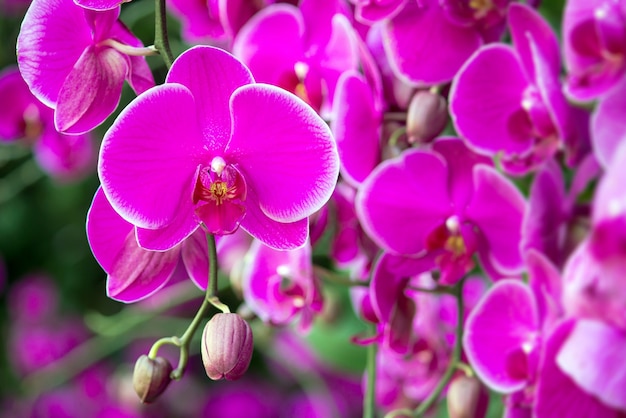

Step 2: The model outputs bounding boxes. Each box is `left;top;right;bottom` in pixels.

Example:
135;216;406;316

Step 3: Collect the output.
406;90;448;144
132;355;173;403
201;313;253;381
447;375;489;418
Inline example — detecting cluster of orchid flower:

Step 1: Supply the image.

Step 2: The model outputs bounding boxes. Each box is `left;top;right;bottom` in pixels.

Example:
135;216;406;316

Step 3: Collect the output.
2;0;626;416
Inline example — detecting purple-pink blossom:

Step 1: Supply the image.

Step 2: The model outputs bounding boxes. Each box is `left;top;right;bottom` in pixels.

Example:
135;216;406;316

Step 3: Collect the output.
99;45;339;251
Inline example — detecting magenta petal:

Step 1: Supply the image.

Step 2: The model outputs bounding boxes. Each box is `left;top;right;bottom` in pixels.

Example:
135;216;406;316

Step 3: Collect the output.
99;84;204;229
166;46;254;150
526;249;563;331
227;83;338;223
591;79;626;168
86;188;179;303
239;185;309;250
521;158;567;266
196;200;246;236
109;20;155;95
167;0;225;41
181;230;209;290
135;195;199;251
465;165;526;275
355;0;407;24
463;279;540;393
55;47;127;134
17;0;92;107
74;0;126;10
35;129;95;180
232;4;305;87
331;70;382;186
534;320;621;418
0;67;43;140
86;187;132;272
508;3;561;81
382;1;482;85
557;319;626;411
356;149;452;255
450;44;532;156
432;137;492;209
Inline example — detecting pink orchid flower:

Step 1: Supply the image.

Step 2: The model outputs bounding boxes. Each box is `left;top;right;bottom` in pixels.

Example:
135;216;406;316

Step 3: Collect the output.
98;45;339;252
17;0;154;134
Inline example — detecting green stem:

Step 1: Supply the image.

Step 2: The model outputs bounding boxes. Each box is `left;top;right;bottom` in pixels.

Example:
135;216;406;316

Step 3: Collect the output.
154;0;174;68
165;233;224;379
412;279;465;417
363;326;377;418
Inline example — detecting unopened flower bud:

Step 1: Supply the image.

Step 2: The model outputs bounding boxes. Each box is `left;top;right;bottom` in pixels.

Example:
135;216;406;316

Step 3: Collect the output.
132;355;173;403
201;313;253;381
447;375;488;418
406;89;448;144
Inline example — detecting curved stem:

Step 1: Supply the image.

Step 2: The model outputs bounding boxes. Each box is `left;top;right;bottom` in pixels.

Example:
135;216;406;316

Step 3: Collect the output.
100;39;157;56
412;279;465;417
363;323;378;418
154;0;174;68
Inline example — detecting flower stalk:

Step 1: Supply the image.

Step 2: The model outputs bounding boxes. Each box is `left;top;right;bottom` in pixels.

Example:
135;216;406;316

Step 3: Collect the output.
154;0;174;68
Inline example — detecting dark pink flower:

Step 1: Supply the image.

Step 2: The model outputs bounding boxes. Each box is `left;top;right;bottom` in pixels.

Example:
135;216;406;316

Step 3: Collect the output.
98;45;339;251
563;0;626;101
241;239;323;330
356;137;526;283
450;3;584;174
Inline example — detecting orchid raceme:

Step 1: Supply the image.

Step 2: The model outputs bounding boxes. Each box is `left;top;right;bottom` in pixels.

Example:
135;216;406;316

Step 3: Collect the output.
99;45;339;252
17;0;154;134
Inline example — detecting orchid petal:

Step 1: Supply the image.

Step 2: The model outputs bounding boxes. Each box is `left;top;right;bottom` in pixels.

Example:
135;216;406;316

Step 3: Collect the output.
166;45;254;151
356;148;452;255
181;230;210;290
464;279;540;393
466;165;526;275
331;70;381;187
557;319;626;411
240;185;309;251
450;44;532;156
17;0;92;108
382;1;482;85
535;320;622;418
99;83;204;229
54;47;127;134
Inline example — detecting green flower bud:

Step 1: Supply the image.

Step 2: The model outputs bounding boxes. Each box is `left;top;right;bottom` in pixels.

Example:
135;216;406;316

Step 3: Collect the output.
132;355;173;403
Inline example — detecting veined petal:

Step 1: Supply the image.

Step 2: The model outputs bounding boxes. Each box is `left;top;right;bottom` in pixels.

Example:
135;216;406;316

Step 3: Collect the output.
232;4;305;88
463;280;540;393
99;83;205;229
534;320;622;418
17;0;92;108
54;46;127;134
557;319;626;411
135;191;199;251
74;0;127;10
450;44;533;156
465;165;526;275
86;188;179;303
382;1;482;85
166;46;254;151
227;83;338;223
86;187;132;272
591;79;626;168
356;148;452;255
109;19;155;95
331;70;382;187
240;185;308;250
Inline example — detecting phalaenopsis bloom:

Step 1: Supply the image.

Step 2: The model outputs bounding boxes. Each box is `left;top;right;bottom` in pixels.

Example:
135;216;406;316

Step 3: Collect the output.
98;45;339;251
